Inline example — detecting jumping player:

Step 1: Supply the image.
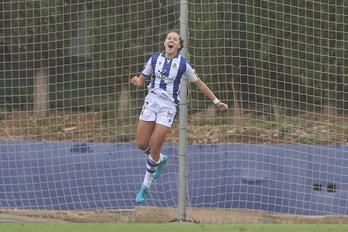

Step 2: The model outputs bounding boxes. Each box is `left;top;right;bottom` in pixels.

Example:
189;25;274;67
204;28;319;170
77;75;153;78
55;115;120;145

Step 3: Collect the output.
130;31;228;204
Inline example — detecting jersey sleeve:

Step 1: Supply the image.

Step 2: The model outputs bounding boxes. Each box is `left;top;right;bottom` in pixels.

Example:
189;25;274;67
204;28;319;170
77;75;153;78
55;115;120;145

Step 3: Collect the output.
141;56;152;77
185;63;199;82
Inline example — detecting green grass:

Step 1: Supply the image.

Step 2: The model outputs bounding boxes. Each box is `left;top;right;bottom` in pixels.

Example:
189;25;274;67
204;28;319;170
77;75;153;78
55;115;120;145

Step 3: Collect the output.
1;224;348;232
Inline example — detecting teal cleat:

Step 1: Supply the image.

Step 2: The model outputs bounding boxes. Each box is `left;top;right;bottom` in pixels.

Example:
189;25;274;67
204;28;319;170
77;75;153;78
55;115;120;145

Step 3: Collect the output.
153;154;168;179
135;185;148;204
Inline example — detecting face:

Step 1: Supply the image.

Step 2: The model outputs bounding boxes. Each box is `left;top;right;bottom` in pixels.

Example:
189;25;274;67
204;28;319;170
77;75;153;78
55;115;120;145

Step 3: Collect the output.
164;32;181;56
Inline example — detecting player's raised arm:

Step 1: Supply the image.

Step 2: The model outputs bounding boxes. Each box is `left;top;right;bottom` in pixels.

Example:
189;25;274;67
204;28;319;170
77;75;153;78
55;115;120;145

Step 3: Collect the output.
193;78;228;111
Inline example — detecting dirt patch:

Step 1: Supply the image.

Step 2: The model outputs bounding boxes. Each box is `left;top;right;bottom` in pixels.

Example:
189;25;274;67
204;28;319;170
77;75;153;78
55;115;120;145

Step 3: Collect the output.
0;208;347;224
0;111;347;144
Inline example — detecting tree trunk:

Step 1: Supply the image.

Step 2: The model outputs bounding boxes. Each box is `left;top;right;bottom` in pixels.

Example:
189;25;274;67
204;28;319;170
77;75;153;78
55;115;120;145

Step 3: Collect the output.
34;67;49;120
230;78;243;124
117;85;133;124
271;97;280;121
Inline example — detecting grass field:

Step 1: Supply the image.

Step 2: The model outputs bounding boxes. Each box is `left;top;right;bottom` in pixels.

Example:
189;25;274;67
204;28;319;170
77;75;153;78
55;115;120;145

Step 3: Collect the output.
1;224;348;232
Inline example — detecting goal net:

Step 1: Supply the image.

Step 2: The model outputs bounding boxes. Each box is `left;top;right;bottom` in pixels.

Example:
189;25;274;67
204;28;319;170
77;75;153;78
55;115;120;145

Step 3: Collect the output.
186;0;348;223
0;0;347;224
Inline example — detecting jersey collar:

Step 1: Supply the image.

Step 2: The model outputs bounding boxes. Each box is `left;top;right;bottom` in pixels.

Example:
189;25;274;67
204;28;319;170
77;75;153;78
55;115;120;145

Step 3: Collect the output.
161;52;180;60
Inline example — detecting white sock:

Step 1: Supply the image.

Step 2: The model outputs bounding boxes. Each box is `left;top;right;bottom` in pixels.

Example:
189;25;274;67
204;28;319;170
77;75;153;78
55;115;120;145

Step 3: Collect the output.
142;171;154;188
142;155;159;188
159;153;164;162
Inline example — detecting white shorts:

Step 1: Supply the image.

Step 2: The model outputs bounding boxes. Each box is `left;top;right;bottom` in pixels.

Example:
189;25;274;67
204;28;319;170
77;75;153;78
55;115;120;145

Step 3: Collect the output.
139;91;177;127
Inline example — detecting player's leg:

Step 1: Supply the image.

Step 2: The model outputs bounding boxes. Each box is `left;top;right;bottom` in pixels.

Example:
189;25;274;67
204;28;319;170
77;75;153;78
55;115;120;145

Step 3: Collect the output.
135;153;159;203
151;104;176;179
135;95;174;203
135;119;155;155
151;123;170;179
135;96;159;203
149;123;170;161
139;123;169;188
135;123;170;204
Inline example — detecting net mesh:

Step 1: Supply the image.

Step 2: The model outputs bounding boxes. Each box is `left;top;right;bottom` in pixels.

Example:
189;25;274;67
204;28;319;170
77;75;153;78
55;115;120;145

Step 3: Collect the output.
0;0;347;223
187;0;347;222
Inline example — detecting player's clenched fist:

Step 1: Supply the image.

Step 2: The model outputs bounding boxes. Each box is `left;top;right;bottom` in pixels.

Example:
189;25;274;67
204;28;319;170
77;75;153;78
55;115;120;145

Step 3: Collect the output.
215;102;228;111
130;75;145;87
130;76;138;86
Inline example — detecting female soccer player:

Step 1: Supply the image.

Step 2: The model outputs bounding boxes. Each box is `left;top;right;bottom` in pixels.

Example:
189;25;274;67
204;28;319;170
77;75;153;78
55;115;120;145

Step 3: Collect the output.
130;31;228;203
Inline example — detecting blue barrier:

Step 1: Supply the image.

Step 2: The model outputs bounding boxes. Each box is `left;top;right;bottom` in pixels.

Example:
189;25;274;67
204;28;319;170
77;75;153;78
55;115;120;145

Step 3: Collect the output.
0;141;347;215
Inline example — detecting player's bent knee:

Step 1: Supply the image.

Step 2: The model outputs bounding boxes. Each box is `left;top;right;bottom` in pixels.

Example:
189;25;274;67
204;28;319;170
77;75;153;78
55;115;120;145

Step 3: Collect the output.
137;142;149;152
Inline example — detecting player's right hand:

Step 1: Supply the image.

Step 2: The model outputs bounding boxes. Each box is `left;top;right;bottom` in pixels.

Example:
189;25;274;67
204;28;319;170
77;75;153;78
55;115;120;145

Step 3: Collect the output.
130;76;139;86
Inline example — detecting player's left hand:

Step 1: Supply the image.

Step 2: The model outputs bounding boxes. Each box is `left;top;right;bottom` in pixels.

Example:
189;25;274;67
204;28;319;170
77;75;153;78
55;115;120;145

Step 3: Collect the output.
215;102;228;111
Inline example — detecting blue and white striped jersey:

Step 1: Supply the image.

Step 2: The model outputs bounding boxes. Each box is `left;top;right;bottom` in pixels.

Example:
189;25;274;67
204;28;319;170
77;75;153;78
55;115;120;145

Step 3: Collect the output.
141;52;198;104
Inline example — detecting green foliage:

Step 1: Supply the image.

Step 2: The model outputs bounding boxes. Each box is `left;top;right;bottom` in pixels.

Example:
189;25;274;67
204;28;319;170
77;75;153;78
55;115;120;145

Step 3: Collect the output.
277;123;294;133
344;126;348;135
1;0;347;115
189;0;347;114
84;95;117;112
0;107;6;120
295;133;331;144
1;0;180;110
243;0;347;113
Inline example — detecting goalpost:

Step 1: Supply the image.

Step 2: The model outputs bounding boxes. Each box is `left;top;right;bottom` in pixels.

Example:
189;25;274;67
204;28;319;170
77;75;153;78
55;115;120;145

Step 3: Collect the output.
0;0;347;223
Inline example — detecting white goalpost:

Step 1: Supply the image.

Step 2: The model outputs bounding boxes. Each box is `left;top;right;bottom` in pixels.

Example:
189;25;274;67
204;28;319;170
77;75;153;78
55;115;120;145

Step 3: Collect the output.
0;0;347;224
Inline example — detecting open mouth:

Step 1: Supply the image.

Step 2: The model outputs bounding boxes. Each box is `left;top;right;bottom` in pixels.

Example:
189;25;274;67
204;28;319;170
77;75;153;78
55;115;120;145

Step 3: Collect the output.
168;45;174;49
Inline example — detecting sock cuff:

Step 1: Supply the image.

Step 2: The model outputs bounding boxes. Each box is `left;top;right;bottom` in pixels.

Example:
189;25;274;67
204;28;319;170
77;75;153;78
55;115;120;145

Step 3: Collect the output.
148;155;160;166
143;145;151;155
